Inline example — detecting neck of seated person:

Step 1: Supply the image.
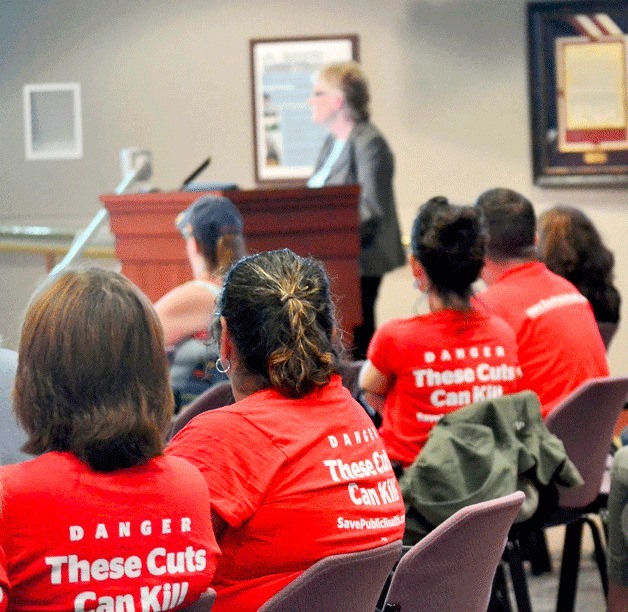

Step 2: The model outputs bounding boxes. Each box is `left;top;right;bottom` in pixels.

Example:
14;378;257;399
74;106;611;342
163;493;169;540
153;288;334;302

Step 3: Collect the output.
228;363;268;402
481;255;537;286
190;257;222;285
428;290;472;313
328;110;355;140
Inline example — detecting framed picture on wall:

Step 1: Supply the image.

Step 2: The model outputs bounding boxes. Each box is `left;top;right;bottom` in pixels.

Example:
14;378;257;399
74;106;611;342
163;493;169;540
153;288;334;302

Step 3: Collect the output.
250;35;359;185
527;1;628;186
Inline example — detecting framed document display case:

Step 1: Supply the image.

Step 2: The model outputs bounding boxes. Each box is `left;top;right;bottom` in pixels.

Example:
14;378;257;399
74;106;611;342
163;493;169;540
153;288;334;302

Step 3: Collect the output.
527;1;628;186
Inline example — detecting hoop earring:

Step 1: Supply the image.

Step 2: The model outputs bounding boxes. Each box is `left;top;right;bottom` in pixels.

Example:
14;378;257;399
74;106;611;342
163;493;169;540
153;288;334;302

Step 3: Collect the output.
215;357;231;374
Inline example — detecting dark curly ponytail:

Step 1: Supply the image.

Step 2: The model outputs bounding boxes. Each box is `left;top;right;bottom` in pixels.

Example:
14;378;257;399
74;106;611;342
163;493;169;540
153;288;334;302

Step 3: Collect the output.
218;249;341;398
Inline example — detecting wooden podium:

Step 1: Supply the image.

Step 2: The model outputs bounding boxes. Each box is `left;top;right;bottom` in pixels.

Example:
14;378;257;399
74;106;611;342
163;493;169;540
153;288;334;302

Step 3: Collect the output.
100;185;362;342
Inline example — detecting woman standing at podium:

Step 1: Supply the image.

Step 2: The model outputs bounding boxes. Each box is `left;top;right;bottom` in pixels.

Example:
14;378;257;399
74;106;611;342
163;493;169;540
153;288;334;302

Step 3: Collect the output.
307;61;405;359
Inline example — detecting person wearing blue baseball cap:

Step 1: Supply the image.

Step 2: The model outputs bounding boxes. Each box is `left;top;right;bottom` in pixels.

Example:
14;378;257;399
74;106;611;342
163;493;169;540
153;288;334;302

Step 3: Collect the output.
155;196;246;409
156;195;245;347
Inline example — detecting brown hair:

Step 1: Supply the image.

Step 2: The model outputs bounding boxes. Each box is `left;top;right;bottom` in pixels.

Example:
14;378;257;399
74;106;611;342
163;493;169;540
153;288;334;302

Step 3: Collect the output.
319;61;370;122
14;267;174;471
538;206;620;322
217;249;341;398
196;233;246;276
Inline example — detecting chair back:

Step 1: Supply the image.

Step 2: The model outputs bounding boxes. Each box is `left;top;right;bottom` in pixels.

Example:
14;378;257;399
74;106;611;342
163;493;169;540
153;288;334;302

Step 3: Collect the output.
179;588;216;611
597;321;619;350
168;380;235;440
382;491;525;612
545;376;628;508
336;359;365;399
259;540;402;612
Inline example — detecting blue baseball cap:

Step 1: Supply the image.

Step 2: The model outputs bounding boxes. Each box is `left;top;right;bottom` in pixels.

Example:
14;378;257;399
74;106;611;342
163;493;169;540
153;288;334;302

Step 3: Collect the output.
176;195;243;247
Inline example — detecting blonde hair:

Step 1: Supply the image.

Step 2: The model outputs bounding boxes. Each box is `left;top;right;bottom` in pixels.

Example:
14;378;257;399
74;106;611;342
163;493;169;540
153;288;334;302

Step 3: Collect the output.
318;61;370;122
198;233;246;276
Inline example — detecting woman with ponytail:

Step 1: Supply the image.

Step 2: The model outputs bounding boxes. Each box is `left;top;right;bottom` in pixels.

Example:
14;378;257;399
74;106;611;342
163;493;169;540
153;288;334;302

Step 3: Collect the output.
167;249;405;611
360;198;521;470
0;268;219;610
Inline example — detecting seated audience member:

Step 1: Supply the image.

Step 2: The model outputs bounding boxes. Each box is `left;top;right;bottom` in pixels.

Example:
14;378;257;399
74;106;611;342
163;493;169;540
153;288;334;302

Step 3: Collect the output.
359;197;520;470
475;188;609;418
608;446;628;612
154;195;246;408
538;205;621;348
0;268;220;610
155;195;245;346
167;249;405;611
0;348;28;465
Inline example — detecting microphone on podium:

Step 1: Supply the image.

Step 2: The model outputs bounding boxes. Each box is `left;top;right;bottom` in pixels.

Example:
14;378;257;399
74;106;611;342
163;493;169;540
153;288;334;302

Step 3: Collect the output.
180;157;211;190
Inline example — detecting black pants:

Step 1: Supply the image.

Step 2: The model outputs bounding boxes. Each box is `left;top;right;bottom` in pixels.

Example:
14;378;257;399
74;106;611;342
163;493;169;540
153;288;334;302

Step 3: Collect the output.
352;275;382;360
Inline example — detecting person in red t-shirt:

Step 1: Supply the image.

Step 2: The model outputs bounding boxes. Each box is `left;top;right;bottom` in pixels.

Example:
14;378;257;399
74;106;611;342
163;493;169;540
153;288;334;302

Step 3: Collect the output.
475;188;609;417
167;249;405;611
360;198;520;468
0;268;220;611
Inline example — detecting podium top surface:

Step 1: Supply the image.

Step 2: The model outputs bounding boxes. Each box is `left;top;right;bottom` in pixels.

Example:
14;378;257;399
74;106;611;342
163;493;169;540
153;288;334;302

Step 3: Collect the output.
100;185;360;214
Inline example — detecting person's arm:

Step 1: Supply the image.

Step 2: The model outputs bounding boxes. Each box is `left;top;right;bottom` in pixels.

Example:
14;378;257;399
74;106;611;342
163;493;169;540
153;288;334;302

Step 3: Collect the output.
154;282;217;346
607;447;628;611
354;134;393;248
359;360;392;415
210;510;228;543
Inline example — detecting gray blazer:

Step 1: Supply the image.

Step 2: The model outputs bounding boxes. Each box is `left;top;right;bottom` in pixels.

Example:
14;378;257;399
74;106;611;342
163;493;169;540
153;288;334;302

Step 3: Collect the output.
312;121;406;277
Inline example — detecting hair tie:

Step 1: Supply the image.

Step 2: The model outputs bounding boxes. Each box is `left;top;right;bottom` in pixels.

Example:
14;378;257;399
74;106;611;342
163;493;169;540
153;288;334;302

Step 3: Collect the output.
280;292;297;303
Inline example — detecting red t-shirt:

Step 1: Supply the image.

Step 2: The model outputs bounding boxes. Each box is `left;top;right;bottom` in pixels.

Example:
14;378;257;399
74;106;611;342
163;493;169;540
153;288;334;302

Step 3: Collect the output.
166;375;405;612
368;308;520;466
477;262;609;417
0;452;220;611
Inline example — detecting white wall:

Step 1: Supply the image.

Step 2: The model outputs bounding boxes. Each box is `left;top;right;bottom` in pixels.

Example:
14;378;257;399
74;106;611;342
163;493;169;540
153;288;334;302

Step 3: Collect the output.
0;0;626;374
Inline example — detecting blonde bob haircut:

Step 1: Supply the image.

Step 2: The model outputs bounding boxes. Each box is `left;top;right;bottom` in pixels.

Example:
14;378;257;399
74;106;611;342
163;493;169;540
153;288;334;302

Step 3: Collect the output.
318;61;370;122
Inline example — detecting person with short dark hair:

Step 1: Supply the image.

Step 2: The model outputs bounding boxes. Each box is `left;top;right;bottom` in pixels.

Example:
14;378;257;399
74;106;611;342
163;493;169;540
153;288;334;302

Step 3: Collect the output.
167;249;405;611
0;268;220;609
476;188;537;263
360;198;520;468
538;205;621;347
475;188;608;417
307;61;406;359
